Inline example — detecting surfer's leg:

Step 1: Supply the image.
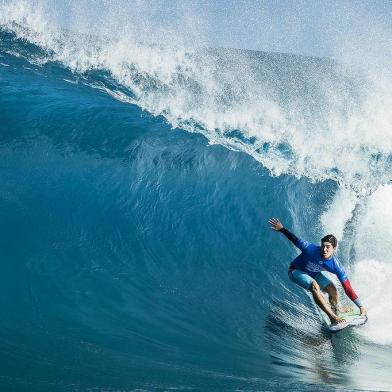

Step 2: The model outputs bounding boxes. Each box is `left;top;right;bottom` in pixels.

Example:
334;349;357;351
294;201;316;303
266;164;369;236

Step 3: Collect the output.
323;283;338;310
314;273;339;311
289;270;343;324
323;283;353;313
309;281;341;323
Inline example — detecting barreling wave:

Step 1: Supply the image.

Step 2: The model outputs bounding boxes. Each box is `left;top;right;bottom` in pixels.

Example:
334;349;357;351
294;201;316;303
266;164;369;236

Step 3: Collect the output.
2;2;392;391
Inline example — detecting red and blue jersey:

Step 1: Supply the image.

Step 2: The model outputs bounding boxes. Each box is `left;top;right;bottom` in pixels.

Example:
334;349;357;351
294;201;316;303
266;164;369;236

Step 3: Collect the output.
290;239;348;281
280;228;361;306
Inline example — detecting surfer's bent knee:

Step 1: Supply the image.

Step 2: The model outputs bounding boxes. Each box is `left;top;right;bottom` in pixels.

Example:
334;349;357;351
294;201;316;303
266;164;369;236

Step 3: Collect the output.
310;281;320;293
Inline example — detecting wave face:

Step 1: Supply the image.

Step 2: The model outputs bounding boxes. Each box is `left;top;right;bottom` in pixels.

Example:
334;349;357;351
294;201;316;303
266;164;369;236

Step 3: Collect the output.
1;3;392;391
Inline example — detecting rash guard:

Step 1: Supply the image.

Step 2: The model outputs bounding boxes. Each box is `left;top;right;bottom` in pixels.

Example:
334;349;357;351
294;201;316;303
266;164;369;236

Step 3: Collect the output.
280;228;363;308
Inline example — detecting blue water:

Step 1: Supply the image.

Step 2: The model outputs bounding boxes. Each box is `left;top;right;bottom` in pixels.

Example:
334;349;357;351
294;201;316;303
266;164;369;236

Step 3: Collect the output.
1;20;392;392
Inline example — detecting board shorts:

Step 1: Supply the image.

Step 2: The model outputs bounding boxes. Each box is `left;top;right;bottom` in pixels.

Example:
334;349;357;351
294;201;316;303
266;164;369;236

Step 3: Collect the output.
288;269;332;291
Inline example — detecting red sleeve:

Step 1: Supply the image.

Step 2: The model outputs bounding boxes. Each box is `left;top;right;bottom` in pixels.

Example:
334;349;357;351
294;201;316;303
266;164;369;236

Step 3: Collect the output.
341;279;358;301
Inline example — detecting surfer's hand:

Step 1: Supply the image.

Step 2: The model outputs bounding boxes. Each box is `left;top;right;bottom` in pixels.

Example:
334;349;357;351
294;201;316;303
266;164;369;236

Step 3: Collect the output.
360;306;367;317
268;218;283;231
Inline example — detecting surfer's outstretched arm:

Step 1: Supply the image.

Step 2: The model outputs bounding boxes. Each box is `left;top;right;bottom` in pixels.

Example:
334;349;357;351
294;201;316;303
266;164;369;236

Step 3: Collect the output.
268;218;298;245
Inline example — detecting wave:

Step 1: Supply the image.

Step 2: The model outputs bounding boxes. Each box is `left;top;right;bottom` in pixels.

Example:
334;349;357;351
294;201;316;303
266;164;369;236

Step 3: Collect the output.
1;2;392;391
2;1;392;194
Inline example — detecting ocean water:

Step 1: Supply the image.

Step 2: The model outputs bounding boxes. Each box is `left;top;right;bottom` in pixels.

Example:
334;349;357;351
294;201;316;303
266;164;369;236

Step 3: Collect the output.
1;2;392;391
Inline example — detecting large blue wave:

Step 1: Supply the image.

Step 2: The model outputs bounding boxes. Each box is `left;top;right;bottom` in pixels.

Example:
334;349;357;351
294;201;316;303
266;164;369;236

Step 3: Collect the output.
1;19;392;392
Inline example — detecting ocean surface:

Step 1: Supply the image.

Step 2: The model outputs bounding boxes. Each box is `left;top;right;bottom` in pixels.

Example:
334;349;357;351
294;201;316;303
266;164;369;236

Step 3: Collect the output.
1;3;392;391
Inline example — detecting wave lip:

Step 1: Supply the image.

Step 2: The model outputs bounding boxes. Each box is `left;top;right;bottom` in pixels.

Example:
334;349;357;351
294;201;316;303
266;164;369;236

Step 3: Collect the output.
2;1;392;194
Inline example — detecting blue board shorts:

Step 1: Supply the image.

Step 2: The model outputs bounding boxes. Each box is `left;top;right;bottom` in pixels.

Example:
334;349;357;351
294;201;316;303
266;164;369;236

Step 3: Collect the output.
289;269;332;291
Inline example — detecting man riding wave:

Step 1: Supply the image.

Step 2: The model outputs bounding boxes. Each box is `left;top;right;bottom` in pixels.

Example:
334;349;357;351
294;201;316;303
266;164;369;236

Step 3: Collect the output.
268;218;367;325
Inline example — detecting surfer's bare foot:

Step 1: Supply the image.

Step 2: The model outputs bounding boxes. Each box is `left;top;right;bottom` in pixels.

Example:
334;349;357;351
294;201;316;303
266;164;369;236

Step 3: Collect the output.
330;316;346;325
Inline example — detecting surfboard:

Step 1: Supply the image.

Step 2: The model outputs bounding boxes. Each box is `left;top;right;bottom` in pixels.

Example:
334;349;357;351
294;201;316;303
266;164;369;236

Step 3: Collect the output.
328;309;367;332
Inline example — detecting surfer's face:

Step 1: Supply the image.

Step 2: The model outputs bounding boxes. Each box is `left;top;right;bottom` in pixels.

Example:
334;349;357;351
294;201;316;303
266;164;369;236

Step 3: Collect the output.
321;241;335;259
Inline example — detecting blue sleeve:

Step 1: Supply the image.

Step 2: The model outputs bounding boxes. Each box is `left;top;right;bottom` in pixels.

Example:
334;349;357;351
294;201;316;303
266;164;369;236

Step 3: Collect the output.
330;257;348;282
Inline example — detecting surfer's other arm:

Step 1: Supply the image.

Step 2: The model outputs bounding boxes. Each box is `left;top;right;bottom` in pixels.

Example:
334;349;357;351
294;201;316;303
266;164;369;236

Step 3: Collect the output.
333;261;367;316
268;218;299;245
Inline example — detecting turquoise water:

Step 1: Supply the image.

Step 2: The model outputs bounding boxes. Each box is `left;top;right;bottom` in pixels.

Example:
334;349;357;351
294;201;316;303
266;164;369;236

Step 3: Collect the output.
1;13;392;392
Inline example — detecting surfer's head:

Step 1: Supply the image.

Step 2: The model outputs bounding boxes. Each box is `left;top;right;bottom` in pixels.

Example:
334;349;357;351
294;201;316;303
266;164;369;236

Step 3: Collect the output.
321;234;337;259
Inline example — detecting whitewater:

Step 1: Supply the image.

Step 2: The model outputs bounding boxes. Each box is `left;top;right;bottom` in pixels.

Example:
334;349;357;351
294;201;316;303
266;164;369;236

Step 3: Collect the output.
1;1;392;391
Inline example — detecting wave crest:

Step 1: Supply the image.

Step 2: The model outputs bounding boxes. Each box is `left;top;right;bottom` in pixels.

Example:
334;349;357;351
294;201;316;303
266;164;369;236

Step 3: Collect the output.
2;0;392;193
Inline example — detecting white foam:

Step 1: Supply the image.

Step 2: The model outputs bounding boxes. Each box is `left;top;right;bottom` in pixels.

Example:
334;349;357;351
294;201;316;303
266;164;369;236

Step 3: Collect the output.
343;185;392;345
352;259;392;345
355;185;392;261
320;187;358;240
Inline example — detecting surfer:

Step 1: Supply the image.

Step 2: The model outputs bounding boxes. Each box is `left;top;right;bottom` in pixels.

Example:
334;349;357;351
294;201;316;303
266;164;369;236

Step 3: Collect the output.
268;218;367;325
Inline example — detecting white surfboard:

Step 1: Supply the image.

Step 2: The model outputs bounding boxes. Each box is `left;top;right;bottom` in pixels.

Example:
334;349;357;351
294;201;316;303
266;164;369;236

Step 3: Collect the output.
328;309;367;332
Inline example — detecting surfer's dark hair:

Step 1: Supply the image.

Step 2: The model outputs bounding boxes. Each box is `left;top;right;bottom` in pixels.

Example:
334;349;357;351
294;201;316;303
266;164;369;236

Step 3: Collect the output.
321;234;337;248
